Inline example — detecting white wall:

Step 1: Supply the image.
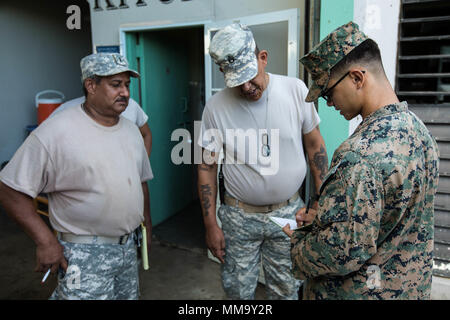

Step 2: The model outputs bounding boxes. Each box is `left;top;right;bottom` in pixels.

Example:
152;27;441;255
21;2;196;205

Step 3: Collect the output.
87;0;214;47
0;0;93;164
214;0;306;59
349;0;401;135
354;0;401;87
87;0;306;56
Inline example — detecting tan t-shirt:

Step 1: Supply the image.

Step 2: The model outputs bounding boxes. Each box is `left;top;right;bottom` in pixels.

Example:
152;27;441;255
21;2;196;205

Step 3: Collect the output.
0;105;153;236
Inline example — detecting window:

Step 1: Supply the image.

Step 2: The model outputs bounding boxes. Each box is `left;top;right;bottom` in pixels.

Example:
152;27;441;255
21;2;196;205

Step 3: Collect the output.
397;0;450;278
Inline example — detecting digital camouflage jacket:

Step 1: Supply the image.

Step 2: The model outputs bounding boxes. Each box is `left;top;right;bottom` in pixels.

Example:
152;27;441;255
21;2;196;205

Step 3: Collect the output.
291;102;439;300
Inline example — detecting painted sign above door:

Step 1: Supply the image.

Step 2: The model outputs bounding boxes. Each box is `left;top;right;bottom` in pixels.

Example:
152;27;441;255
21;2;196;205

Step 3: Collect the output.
96;45;120;53
92;0;193;11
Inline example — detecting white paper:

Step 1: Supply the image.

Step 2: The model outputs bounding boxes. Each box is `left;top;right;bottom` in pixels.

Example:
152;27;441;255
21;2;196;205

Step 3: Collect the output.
269;217;298;230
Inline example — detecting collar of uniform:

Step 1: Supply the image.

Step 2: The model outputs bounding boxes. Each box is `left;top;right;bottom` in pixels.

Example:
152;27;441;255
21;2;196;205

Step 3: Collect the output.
355;101;408;134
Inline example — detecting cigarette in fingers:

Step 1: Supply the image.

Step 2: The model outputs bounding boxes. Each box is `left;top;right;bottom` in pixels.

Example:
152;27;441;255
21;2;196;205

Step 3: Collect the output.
41;268;51;284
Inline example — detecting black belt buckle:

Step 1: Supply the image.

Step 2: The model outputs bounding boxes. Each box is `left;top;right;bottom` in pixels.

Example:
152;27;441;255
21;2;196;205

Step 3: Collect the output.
219;165;225;205
135;227;143;247
119;235;128;245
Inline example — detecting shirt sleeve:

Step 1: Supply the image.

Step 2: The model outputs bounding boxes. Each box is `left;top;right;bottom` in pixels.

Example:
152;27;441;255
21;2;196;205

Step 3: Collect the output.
298;80;321;134
0;134;54;198
140;158;153;182
197;104;223;153
139;139;153;182
130;99;149;128
290;152;384;280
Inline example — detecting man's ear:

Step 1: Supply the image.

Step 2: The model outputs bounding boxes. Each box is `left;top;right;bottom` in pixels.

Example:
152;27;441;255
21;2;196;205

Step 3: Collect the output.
84;78;97;95
349;69;365;89
258;50;268;67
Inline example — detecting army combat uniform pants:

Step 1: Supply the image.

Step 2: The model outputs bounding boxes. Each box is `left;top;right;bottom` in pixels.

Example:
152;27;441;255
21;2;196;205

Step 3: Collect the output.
49;234;139;300
218;196;303;300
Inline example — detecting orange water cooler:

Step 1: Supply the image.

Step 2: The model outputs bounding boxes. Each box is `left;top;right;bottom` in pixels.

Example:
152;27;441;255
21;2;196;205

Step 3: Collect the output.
35;90;65;124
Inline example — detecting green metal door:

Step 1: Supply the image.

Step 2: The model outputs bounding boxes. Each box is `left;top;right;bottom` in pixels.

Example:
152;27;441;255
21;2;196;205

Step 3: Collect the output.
319;0;354;165
126;30;193;226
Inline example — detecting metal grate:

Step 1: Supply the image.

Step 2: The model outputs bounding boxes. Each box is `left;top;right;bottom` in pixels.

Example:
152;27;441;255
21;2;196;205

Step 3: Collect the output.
397;0;450;278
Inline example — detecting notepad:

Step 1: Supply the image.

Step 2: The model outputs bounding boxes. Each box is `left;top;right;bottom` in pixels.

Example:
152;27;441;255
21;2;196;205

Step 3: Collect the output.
141;223;149;270
269;217;298;230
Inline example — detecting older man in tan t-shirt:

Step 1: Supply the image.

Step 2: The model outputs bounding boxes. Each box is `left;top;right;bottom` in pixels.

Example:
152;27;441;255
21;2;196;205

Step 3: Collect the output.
0;53;153;300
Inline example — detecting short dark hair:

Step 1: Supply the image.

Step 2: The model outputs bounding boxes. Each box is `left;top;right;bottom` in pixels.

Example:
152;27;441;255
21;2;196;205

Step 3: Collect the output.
331;39;385;77
82;75;103;97
255;44;260;57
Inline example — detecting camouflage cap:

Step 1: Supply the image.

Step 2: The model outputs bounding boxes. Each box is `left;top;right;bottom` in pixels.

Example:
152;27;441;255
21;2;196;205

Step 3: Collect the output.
300;21;368;102
80;53;140;82
209;23;258;88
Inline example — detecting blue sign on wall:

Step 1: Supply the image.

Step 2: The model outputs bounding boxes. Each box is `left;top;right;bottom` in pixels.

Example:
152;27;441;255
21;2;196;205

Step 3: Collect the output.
96;45;120;53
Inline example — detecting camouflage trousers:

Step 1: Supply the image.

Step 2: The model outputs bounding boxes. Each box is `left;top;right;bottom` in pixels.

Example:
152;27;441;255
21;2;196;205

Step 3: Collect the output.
218;196;304;300
49;234;139;300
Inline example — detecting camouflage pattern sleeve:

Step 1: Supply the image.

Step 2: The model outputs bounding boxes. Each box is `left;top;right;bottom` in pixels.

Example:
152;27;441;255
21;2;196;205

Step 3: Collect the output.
290;151;384;279
288;103;438;299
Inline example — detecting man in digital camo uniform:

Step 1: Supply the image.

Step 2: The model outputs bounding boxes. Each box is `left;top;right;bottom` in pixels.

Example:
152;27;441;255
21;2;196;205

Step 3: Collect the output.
283;22;439;299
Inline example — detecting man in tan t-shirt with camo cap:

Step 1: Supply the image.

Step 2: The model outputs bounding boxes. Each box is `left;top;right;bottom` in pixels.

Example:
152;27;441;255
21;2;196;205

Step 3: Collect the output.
198;23;328;300
0;53;153;300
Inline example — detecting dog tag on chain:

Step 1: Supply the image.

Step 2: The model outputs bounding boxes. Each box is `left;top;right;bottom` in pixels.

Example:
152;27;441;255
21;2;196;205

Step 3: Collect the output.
261;133;270;157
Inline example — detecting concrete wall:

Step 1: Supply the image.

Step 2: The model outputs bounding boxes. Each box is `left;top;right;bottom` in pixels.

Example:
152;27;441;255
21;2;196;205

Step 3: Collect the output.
0;0;92;164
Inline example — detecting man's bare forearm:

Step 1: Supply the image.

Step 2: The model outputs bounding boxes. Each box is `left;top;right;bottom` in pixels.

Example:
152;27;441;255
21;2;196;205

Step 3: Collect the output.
0;182;56;246
197;162;218;228
310;144;328;192
139;124;152;157
142;182;151;229
304;128;328;195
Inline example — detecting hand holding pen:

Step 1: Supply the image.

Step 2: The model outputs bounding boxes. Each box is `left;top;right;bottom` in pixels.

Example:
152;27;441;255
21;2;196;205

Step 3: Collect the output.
295;196;318;227
282;195;319;238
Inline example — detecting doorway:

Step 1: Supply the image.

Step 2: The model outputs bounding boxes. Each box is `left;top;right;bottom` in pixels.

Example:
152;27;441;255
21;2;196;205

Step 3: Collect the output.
121;8;301;255
125;26;205;234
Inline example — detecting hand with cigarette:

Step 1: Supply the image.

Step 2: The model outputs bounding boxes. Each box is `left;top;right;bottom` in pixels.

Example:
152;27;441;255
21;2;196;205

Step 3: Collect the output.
36;239;68;283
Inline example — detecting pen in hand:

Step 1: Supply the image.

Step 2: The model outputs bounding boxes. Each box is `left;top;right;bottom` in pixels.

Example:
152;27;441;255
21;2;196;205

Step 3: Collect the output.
305;198;312;215
299;195;316;227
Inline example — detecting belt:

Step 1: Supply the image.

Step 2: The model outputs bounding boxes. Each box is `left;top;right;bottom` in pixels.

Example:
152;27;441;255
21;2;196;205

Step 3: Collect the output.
58;232;133;245
224;192;299;213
